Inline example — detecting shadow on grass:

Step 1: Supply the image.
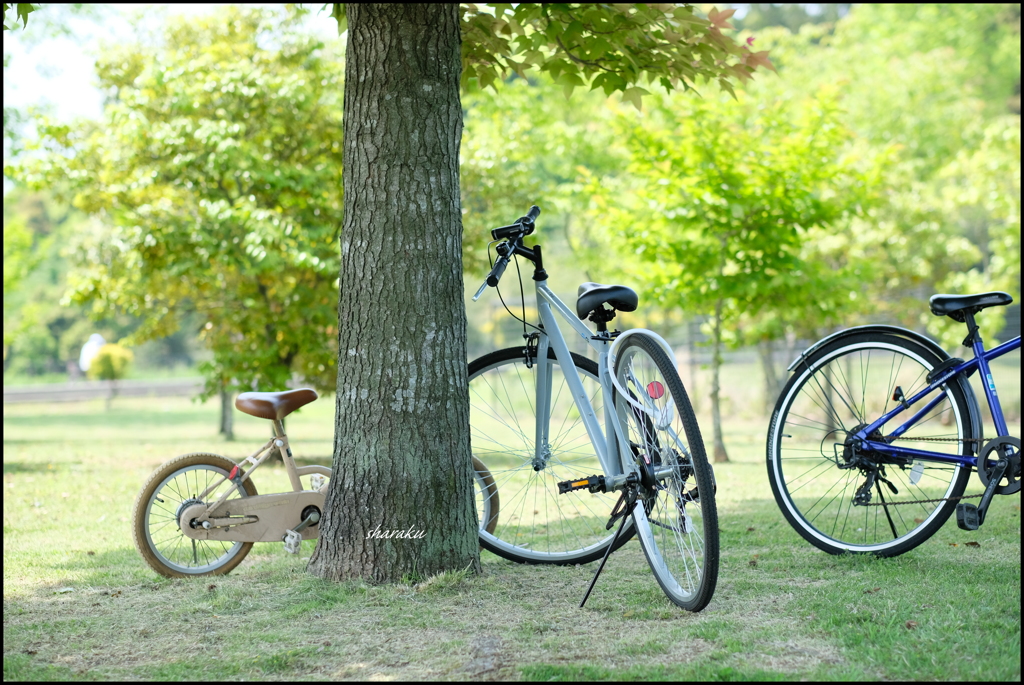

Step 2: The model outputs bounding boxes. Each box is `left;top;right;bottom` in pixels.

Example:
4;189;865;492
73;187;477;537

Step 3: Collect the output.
4;408;219;430
2;461;56;475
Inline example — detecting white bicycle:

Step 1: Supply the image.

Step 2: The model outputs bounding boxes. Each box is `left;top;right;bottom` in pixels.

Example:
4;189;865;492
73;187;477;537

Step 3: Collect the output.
469;205;719;611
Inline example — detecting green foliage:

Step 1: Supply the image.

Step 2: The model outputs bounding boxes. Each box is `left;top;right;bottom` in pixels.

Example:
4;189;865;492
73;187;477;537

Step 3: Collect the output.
578;86;870;342
834;3;1021;117
460;74;612;273
927;116;1021;346
327;3;774;106
3;190;99;373
86;342;132;381
731;4;1020;338
9;5;344;397
1;2;34;31
460;3;774;103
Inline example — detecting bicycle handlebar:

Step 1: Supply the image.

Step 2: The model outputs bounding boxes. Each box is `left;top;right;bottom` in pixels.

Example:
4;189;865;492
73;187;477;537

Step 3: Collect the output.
491;205;541;240
486;253;510;287
473;205;542;300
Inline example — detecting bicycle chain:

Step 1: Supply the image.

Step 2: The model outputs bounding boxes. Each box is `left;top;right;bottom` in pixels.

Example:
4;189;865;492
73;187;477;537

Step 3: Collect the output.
888;435;984;444
862;435;985;507
861;493;982;507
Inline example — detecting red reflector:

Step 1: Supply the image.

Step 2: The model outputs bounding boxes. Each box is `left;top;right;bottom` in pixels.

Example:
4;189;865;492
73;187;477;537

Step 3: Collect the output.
228;466;238;480
647;381;665;399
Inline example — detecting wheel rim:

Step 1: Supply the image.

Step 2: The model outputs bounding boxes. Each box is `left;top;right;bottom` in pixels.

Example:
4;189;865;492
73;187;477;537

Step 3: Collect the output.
143;464;250;574
772;342;967;551
469;355;624;562
617;345;709;604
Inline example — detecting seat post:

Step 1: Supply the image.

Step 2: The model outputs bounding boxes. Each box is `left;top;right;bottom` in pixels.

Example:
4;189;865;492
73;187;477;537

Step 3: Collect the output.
272;419;286;438
961;310;981;348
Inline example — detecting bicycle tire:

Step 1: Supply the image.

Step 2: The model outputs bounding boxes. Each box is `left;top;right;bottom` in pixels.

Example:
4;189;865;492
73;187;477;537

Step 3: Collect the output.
613;333;719;611
469;346;635;564
133;453;258;578
767;332;974;556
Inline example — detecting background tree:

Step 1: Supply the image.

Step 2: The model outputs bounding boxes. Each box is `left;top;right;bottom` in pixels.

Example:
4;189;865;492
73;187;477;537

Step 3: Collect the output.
750;4;1020;337
577;86;868;461
11;6;344;408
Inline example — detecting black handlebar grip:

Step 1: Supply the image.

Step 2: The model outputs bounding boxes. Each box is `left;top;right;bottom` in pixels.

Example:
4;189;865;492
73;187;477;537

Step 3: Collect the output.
526;205;541;222
486;255;510;287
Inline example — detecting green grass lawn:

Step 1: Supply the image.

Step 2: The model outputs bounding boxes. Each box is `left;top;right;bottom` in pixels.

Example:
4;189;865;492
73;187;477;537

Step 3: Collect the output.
3;392;1020;681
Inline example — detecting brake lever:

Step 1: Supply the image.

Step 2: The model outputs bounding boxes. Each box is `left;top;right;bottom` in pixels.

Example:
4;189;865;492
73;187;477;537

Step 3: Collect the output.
472;280;488;301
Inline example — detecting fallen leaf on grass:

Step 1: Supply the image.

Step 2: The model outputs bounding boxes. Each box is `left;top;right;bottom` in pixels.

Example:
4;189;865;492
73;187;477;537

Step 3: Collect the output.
110;590;122;598
87;551;95;556
207;584;217;591
24;650;37;655
913;518;925;524
905;620;919;630
54;587;74;594
864;587;881;594
964;541;980;547
949;543;959;547
746;527;756;532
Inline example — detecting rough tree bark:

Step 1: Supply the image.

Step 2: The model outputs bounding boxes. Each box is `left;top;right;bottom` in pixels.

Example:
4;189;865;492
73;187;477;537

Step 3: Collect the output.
308;3;480;583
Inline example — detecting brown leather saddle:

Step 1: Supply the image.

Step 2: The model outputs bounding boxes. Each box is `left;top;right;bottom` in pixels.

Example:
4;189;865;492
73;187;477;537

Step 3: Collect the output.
235;388;318;420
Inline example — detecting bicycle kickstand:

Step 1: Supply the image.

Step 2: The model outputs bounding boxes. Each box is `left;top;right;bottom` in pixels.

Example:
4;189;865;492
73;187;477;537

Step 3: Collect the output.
578;486;639;609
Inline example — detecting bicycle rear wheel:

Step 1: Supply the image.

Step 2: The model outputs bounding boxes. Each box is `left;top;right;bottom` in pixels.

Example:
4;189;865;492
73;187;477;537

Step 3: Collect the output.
469;346;633;564
613;333;719;611
133;453;258;578
767;333;974;556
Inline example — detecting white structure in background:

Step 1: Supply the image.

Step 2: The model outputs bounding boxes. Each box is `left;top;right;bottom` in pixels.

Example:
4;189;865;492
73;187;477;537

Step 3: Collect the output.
79;333;106;373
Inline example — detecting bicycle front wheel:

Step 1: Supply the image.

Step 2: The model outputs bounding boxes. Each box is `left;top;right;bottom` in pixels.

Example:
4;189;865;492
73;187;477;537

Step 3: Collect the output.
469;346;633;564
767;333;974;556
133;453;258;578
613;333;719;611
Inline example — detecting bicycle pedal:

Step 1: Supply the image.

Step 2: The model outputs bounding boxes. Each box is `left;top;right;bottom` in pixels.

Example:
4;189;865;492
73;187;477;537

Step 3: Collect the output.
956;503;980;531
557;475;606;494
282;529;302;554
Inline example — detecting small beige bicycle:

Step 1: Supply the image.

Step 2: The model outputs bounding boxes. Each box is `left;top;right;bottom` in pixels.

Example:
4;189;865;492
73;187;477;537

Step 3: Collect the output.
133;388;498;578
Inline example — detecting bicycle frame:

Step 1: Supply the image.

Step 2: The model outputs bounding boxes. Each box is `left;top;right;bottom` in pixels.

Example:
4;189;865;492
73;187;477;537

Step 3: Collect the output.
183;422;332;538
852;335;1021;468
531;281;684;490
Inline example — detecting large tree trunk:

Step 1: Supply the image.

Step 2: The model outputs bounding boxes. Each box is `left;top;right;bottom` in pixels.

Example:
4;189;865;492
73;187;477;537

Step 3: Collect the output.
309;3;479;583
710;298;730;463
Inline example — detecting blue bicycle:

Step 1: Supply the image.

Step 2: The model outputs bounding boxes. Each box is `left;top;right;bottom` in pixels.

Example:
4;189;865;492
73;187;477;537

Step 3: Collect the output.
766;291;1020;556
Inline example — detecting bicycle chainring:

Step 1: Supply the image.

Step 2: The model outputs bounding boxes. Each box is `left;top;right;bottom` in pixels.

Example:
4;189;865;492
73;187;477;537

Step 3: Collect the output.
976;436;1022;495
